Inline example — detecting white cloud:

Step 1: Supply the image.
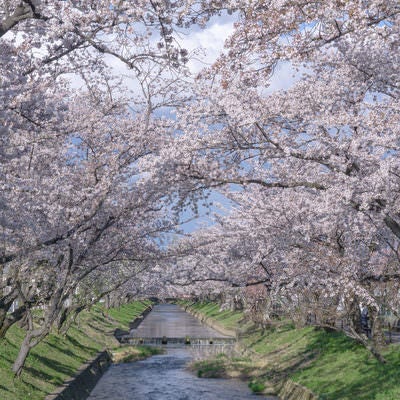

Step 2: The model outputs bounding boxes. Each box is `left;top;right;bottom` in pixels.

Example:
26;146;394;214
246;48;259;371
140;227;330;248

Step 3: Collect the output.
177;21;235;74
268;61;301;92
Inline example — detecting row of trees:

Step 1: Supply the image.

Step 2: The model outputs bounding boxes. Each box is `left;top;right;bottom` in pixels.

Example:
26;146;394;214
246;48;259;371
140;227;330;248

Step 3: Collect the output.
0;0;215;375
162;0;400;362
1;0;399;373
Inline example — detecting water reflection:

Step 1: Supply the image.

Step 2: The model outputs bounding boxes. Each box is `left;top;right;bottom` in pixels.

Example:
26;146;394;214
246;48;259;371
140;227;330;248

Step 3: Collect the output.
130;304;232;339
88;347;277;400
89;304;279;399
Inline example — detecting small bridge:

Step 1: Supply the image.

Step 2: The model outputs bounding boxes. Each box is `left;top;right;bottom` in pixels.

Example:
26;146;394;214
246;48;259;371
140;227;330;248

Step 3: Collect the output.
121;303;235;346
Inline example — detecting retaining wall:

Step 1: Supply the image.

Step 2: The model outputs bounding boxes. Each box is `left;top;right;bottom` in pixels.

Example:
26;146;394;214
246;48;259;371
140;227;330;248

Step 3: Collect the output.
45;304;152;400
278;379;318;400
181;305;237;338
45;351;111;400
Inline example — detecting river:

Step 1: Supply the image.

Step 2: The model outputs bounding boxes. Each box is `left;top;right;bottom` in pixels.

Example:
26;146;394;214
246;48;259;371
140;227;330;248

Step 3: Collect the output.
129;303;233;340
88;304;278;399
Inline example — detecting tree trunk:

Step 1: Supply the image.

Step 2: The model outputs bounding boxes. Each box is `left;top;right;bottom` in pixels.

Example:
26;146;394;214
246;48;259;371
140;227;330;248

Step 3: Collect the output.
370;308;386;348
0;291;19;332
17;312;29;329
0;308;7;334
366;342;387;364
12;327;49;376
12;288;64;376
348;299;363;334
56;307;69;333
105;295;110;309
347;325;386;364
59;306;85;335
0;305;27;338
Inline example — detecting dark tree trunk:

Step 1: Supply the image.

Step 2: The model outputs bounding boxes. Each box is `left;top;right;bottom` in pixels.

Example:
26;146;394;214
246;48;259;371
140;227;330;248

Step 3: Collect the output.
12;287;65;376
0;290;19;331
59;306;86;335
57;307;69;333
347;324;386;364
105;295;110;309
369;308;386;348
0;305;27;338
349;299;363;334
12;327;50;376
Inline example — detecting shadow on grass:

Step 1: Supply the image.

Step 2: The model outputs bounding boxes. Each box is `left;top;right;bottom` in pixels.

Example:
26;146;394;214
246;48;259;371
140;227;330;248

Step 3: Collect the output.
28;354;77;378
0;384;10;392
89;314;115;327
292;329;400;400
19;376;47;395
0;356;16;364
87;322;107;335
66;334;99;354
3;338;18;348
43;341;86;363
24;365;61;384
262;354;316;383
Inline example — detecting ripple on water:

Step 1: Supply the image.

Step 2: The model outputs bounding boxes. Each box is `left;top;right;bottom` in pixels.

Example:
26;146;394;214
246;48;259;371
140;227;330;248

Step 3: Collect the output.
88;348;278;400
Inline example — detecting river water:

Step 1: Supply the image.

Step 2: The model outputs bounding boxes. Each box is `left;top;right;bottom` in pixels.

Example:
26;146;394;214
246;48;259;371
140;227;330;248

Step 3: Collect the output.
88;304;278;399
129;303;232;339
88;347;275;400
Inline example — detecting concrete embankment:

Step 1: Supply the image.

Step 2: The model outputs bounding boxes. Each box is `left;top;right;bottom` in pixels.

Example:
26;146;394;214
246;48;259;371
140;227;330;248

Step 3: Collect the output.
277;380;317;400
182;305;237;338
116;304;153;342
45;304;152;400
45;351;112;400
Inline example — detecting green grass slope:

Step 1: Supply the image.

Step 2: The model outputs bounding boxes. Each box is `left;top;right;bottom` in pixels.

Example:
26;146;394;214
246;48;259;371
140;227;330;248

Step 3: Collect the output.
183;301;400;400
0;300;151;400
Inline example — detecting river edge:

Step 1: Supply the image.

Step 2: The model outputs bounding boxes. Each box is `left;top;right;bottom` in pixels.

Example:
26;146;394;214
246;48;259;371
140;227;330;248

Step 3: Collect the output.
44;303;154;400
45;302;313;400
88;346;272;400
88;304;276;400
181;302;317;400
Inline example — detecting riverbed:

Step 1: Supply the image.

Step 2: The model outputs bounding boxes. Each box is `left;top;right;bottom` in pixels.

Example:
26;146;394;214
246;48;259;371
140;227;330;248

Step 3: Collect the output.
88;346;276;399
88;303;278;399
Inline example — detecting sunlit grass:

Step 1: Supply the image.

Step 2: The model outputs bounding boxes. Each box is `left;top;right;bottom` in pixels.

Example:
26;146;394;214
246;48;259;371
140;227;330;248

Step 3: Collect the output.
0;301;150;400
111;345;164;363
293;331;400;400
181;301;243;330
185;301;400;400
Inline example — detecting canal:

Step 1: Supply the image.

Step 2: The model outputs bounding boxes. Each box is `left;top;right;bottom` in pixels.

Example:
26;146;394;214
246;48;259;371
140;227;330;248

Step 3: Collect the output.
128;303;233;343
88;304;278;399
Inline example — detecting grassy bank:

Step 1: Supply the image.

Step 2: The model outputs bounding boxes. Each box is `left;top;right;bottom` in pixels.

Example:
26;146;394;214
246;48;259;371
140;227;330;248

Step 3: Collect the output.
182;301;400;399
111;345;164;363
182;301;244;332
0;300;151;400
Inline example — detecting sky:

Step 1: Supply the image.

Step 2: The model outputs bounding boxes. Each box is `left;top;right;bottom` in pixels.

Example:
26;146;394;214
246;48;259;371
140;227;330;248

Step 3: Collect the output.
64;12;299;234
174;15;301;232
177;16;235;73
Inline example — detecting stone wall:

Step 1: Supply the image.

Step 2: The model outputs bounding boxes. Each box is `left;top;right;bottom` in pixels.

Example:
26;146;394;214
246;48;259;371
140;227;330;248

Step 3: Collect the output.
45;351;111;400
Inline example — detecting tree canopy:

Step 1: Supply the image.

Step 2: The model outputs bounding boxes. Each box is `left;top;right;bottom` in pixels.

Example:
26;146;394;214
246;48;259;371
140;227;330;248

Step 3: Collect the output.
1;0;400;372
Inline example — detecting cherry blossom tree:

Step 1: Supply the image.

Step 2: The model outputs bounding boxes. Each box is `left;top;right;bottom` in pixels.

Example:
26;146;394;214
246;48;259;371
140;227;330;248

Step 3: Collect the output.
2;0;400;373
0;0;209;375
163;0;400;361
